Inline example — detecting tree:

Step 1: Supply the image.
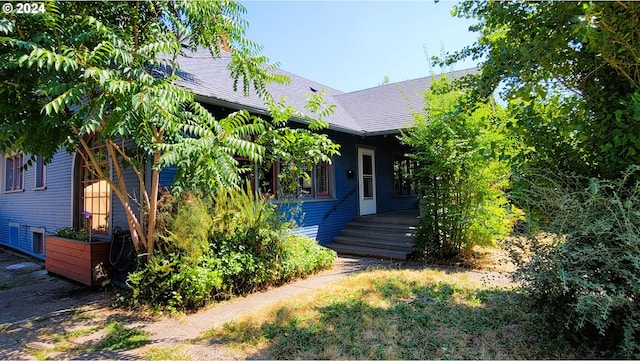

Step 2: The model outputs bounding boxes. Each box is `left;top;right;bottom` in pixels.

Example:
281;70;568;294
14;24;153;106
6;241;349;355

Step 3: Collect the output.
444;2;640;354
0;1;339;260
401;76;515;259
447;1;640;180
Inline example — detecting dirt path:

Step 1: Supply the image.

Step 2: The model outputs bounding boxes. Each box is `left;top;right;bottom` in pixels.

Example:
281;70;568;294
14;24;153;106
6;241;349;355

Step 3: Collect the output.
0;249;515;360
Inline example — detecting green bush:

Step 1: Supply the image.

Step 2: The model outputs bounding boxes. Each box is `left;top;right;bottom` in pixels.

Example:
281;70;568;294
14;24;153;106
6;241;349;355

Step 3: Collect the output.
509;166;640;357
402;77;516;259
123;187;336;312
126;252;222;313
280;235;337;281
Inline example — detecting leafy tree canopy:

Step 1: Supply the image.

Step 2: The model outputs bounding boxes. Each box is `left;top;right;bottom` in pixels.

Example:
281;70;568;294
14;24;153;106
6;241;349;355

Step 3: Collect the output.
0;1;339;258
446;1;640;179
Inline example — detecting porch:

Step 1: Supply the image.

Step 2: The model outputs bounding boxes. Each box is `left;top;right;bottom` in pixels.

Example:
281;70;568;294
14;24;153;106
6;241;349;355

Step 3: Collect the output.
325;210;419;260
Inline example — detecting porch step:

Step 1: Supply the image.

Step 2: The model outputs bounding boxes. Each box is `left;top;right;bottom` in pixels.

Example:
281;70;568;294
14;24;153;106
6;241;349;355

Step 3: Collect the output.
353;215;419;227
344;222;417;233
326;243;410;261
332;236;414;252
326;211;418;261
340;228;415;243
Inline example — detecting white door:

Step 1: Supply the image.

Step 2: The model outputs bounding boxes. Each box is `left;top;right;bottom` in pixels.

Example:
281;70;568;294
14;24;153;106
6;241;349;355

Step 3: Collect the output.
358;147;376;215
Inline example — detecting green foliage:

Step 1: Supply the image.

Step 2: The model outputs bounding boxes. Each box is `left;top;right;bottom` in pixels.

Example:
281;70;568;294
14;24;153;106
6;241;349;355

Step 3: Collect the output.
124;188;336;312
161;193;213;259
447;1;640;180
91;321;149;351
402;77;516;259
279;235;337;281
55;227;90;242
0;1;339;260
507;167;640;358
255;91;341;198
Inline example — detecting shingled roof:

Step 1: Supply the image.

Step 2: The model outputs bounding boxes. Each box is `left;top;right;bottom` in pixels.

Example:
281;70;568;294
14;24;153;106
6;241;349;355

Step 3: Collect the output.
175;48;477;136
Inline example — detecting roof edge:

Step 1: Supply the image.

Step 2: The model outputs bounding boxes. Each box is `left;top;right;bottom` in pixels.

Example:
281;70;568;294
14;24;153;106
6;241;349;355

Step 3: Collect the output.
193;95;366;136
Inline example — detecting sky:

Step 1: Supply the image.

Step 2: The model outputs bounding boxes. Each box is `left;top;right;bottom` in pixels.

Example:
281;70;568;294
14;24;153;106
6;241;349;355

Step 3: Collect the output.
242;1;480;93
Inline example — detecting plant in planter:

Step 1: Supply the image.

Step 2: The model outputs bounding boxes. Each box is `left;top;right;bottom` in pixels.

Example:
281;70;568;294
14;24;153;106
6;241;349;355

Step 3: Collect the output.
45;227;112;287
55;227;91;242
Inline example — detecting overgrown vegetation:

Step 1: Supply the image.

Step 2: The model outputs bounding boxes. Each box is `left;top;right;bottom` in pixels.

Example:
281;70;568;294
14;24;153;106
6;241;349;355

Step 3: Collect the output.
202;269;587;359
15;311;147;360
0;1;338;260
507;167;640;357
123;188;336;312
443;1;640;357
402;77;516;260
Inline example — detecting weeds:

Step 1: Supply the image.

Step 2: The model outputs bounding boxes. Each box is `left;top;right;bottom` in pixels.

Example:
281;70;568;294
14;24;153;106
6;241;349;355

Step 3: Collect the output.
203;269;587;359
89;321;148;351
145;345;193;360
21;315;148;359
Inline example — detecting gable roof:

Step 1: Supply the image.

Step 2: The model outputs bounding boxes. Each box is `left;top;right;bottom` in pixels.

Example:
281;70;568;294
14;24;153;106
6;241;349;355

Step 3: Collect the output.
175;48;477;136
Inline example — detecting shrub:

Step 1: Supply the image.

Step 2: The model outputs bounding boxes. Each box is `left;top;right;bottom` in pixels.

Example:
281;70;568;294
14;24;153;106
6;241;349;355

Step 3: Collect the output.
123;187;335;312
402;77;516;260
279;235;336;281
509;166;640;357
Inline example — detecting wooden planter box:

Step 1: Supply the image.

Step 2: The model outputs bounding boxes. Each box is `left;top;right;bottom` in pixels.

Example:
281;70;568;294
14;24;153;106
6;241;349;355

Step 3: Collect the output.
45;236;111;287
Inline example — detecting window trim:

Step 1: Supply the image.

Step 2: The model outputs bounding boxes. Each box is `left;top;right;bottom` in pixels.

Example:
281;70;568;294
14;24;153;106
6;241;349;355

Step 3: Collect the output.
4;153;24;193
75;137;112;235
34;155;46;190
31;227;45;255
252;159;334;201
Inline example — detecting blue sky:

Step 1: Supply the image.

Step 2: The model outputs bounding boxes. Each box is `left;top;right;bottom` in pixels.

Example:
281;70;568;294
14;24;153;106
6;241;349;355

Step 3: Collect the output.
242;1;480;93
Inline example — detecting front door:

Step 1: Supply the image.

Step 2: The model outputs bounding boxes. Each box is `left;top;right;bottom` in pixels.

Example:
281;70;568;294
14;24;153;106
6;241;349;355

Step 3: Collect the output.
358;147;376;215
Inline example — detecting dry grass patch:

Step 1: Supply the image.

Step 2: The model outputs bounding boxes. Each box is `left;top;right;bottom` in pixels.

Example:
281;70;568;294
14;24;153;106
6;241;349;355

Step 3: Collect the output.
201;268;588;359
145;344;193;360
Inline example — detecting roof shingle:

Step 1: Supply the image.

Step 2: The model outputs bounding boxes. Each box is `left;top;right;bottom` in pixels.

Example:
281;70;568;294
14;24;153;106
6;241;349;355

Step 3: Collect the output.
175;48;477;136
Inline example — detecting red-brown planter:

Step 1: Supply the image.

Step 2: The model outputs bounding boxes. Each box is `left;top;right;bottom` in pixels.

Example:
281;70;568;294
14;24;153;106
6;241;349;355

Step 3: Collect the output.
45;236;111;287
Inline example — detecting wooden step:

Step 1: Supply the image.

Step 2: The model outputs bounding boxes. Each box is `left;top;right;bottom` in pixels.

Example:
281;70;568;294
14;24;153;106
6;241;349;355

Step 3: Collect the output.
340;228;415;242
354;215;419;227
345;222;416;233
325;243;410;261
332;236;415;252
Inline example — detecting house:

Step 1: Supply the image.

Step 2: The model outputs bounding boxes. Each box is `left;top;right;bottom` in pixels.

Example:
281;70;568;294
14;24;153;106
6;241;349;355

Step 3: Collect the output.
0;48;476;261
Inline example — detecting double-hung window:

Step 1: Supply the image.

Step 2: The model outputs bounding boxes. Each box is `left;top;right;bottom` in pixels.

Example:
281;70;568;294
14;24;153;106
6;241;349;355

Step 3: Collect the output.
5;154;24;192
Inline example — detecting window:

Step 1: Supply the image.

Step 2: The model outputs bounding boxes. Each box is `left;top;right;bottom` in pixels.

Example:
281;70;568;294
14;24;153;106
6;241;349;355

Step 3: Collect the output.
253;160;332;199
315;162;330;197
394;154;417;196
5;154;24;192
34;156;45;189
76;137;111;234
31;228;45;255
257;162;278;198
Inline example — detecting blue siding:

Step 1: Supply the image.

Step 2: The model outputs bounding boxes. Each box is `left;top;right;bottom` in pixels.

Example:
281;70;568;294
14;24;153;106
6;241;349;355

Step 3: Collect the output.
0;150;74;259
159;166;177;189
0;128;418;258
281;131;418;244
0;147;144;260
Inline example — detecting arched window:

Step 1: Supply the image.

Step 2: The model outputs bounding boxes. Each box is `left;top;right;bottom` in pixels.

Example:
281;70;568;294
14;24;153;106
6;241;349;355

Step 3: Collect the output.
75;136;111;234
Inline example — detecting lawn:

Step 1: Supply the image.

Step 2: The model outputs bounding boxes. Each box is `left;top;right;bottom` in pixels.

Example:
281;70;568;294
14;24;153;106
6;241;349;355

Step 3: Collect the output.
199;268;590;359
